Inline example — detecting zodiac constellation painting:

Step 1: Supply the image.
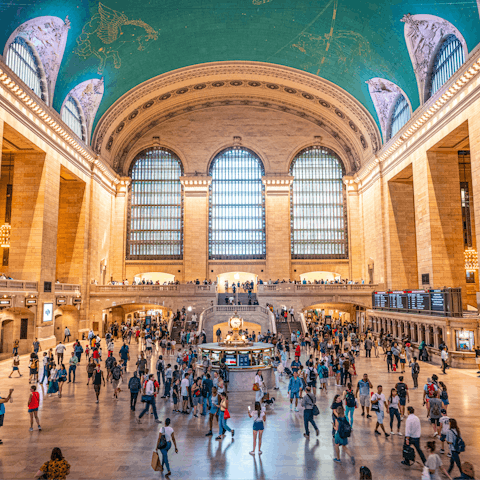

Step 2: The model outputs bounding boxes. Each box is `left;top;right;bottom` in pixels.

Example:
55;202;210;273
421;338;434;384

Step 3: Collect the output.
75;3;158;74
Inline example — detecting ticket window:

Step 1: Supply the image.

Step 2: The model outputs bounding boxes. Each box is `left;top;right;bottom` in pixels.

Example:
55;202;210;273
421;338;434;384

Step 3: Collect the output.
456;330;475;351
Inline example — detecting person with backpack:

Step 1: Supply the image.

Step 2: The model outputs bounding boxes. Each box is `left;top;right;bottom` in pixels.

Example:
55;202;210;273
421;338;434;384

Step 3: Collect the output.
201;373;213;416
156;355;165;385
105;354;116;382
410;356;420;389
333;406;354;464
423;378;438;418
128;372;141;411
446;418;464;477
343;383;356;428
216;328;222;342
425;440;452;480
371;385;389;438
429;391;443;436
439;382;449;413
403;406;427;465
111;361;123;399
355;373;373;418
395;376;409;418
29;354;39;384
156;418;178;475
305;364;317;395
301;385;319;438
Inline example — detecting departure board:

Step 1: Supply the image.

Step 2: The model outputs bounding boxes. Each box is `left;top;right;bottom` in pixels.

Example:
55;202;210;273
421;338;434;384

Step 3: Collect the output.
406;290;431;311
388;291;407;309
430;290;447;314
373;292;389;308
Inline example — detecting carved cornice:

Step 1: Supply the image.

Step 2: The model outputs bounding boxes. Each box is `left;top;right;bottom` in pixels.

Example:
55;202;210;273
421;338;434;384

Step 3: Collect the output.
262;175;293;195
180;175;211;197
93;62;381;162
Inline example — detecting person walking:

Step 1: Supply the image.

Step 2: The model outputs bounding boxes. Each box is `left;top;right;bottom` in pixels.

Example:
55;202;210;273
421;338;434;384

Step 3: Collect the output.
248;401;266;455
137;374;161;424
57;364;67;398
387;388;402;436
371;385;389;437
410;356;420;389
355;373;373;418
0;388;14;444
343;382;356;428
63;327;71;343
47;364;59;397
86;357;96;385
254;370;264;403
92;364;105;403
446;418;464;477
156;418;178;476
288;371;302;412
216;392;234;440
403;406;427;465
8;355;22;378
441;347;449;375
395;376;409;418
301;386;319;438
425;440;452;480
128;371;141;411
34;447;70;479
111;361;123;399
28;385;41;432
68;352;78;383
333;406;355;464
56;342;66;365
192;378;202;417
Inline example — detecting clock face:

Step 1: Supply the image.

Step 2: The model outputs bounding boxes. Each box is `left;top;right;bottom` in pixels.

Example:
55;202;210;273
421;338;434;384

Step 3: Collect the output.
230;317;242;329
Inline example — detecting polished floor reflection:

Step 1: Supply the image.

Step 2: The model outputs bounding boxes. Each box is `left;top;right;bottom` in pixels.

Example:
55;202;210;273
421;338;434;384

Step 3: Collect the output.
1;341;479;479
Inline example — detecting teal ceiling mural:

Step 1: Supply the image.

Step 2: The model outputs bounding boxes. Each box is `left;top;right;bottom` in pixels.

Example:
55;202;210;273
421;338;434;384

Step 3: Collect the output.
1;0;479;130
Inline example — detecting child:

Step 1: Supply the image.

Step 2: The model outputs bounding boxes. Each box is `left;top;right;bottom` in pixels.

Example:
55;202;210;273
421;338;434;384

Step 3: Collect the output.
172;378;180;412
85;344;90;358
8;355;22;378
439;409;450;454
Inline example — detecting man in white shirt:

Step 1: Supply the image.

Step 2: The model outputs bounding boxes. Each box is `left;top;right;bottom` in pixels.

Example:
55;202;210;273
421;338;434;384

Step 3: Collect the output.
289;307;295;322
56;342;66;365
371;385;389;437
441;347;449;374
403;406;426;465
63;327;71;343
137;374;161;424
181;373;190;413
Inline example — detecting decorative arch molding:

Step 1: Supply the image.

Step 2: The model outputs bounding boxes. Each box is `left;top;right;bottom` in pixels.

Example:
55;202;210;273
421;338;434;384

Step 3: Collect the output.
92;61;381;167
401;14;467;104
366;78;412;143
113;96;364;176
60;78;104;144
4;16;71;106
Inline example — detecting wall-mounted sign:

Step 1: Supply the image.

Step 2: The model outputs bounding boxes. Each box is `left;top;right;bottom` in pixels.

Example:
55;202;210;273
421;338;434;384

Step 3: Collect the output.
43;302;53;322
25;298;37;306
0;298;11;306
73;298;82;304
56;297;67;305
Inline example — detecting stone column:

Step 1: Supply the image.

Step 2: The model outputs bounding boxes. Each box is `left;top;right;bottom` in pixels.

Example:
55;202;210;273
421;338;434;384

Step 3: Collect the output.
181;176;211;282
262;175;293;281
0;119;3;171
433;326;439;349
412;151;467;306
425;326;431;346
410;323;416;342
344;176;363;281
110;178;129;282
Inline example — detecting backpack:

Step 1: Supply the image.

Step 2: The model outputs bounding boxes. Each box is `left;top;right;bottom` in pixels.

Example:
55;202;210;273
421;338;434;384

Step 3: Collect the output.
397;383;407;398
412;362;420;375
31;359;39;369
129;376;141;392
453;431;466;453
201;383;209;398
427;383;436;398
345;391;356;408
157;360;164;372
338;417;352;439
322;365;329;378
112;367;121;381
440;389;448;401
431;400;441;418
309;368;316;382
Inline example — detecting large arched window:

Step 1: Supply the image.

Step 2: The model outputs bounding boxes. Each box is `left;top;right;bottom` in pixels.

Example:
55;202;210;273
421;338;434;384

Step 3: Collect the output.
127;148;183;259
290;147;347;259
209;148;265;259
5;37;45;101
388;95;410;140
62;96;85;141
428;35;464;99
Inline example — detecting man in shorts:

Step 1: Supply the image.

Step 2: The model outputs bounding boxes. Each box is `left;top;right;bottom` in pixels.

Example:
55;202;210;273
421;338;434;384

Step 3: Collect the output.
111;361;123;399
395;376;409;418
288;371;302;412
181;373;190;414
92;364;105;403
429;391;443;436
355;373;373;418
371;385;389;437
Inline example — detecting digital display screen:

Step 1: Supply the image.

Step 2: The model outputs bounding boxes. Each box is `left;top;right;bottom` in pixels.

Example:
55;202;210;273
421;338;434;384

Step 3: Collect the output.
225;355;237;366
430;290;446;313
373;292;389;308
43;302;53;322
407;290;430;311
238;354;250;366
388;291;407;309
145;316;151;325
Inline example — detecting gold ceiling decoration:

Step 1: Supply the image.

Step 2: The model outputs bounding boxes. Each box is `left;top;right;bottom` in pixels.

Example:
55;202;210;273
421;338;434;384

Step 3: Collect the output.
464;247;478;271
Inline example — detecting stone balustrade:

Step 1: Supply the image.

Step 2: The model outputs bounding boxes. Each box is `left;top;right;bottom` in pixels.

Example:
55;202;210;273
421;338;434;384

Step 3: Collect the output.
0;279;38;292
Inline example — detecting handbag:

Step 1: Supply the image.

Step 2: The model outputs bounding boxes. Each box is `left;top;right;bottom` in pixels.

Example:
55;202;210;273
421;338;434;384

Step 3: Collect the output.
151;450;162;471
421;465;431;480
253;383;260;391
224;409;230;419
141;394;150;403
312;405;320;416
157;428;168;450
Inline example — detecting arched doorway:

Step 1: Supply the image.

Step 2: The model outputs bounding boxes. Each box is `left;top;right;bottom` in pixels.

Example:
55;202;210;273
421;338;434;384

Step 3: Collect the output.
217;272;258;293
133;272;176;284
300;271;341;283
53;306;80;343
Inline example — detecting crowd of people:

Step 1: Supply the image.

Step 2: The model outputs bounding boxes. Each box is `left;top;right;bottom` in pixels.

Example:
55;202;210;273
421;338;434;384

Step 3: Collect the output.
0;315;476;480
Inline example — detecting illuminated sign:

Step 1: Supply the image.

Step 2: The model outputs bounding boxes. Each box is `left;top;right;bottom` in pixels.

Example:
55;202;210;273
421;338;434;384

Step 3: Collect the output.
43;303;53;322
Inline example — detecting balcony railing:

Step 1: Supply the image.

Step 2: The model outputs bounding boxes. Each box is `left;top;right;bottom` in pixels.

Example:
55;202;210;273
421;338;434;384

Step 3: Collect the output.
0;279;38;291
257;283;377;293
54;283;81;292
90;284;216;294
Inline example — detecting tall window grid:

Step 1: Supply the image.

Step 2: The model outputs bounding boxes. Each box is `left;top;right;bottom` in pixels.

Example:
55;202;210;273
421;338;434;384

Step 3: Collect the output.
5;37;44;101
290;147;347;259
430;35;464;98
209;148;266;260
389;95;410;140
127;148;183;259
62;96;85;141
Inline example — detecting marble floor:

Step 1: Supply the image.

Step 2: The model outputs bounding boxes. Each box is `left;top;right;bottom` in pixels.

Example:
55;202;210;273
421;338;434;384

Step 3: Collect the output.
0;341;479;480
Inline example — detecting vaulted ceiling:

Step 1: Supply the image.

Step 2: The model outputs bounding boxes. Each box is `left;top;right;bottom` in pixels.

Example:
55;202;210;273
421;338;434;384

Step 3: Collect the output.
1;0;479;133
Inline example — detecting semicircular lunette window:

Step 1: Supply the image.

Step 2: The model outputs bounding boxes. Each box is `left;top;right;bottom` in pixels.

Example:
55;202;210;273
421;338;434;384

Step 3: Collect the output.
389;95;410;140
430;34;464;98
5;37;44;101
290;147;347;259
209;148;266;260
127;148;183;260
62;96;85;141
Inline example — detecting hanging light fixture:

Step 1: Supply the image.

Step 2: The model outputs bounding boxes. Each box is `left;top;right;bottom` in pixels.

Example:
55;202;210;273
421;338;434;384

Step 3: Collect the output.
464;247;478;271
0;223;11;248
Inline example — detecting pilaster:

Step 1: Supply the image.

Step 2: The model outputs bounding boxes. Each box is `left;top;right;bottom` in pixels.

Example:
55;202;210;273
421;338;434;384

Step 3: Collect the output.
110;177;129;281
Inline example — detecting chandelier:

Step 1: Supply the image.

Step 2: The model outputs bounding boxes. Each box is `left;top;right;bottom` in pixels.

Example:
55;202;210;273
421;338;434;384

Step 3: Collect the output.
464;248;478;271
0;223;11;248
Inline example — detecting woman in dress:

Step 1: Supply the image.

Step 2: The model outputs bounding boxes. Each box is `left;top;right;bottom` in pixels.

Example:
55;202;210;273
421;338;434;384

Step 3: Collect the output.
34;447;70;479
47;364;58;397
248;401;266;455
57;364;67;398
254;370;264;403
216;392;234;440
399;347;407;373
